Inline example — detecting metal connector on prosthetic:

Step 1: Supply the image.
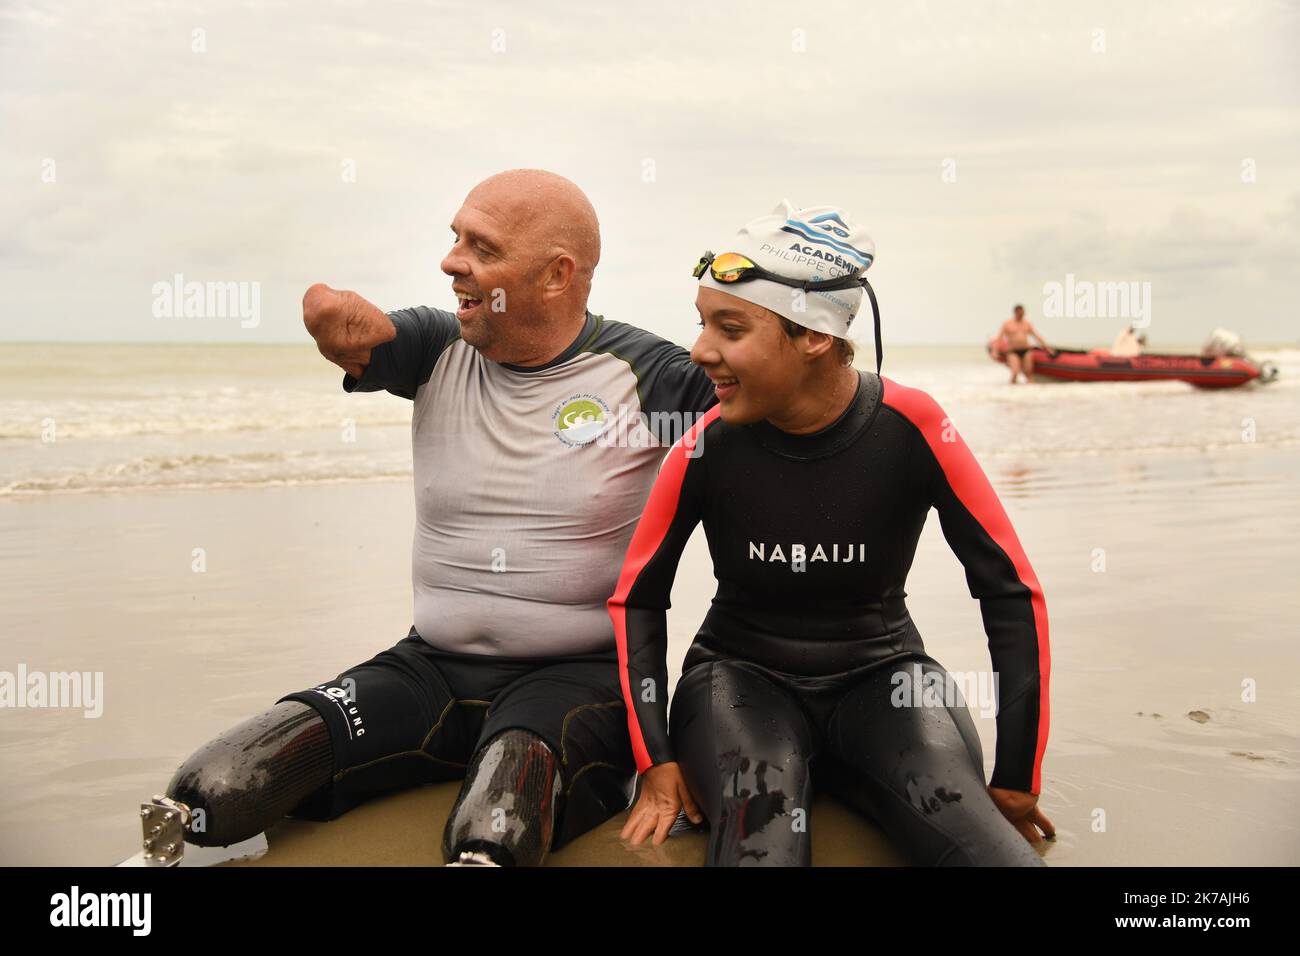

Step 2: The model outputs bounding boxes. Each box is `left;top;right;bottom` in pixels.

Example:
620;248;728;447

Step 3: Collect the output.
122;794;268;868
445;850;502;866
138;795;192;866
442;728;563;867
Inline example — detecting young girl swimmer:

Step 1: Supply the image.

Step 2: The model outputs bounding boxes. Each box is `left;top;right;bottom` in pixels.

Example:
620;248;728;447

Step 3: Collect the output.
607;202;1053;866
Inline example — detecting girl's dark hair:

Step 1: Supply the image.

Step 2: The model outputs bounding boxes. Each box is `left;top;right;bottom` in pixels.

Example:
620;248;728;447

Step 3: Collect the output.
779;316;855;366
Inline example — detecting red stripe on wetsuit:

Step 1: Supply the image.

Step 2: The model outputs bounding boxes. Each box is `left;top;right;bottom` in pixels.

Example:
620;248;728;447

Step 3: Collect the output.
608;405;721;774
881;377;1051;795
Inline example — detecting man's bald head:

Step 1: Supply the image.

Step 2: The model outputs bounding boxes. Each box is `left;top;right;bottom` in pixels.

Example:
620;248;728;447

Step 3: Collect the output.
441;169;602;365
465;169;601;292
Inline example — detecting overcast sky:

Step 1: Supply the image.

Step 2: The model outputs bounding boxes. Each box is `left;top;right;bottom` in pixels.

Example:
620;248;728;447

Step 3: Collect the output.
2;0;1297;348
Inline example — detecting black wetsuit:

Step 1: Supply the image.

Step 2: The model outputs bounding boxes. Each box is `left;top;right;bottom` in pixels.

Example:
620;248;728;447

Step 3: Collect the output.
608;371;1051;865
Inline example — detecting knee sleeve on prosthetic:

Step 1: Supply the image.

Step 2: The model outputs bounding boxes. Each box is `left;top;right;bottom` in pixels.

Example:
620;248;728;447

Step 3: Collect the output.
166;700;334;847
442;728;562;867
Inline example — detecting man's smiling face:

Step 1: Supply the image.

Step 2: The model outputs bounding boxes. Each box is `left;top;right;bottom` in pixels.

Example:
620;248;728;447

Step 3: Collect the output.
438;169;601;366
441;188;543;362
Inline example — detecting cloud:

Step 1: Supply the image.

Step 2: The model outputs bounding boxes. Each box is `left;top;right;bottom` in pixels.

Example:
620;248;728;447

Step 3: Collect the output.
0;0;1297;344
997;197;1300;280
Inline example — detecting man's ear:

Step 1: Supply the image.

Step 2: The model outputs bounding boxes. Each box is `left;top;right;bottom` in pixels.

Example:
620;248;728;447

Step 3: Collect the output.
541;254;576;301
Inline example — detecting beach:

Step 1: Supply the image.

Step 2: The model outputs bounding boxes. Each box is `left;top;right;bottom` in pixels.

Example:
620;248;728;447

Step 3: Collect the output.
2;343;1299;866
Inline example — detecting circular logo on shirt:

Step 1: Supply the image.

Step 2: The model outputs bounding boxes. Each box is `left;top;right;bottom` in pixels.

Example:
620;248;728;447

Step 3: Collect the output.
552;393;611;446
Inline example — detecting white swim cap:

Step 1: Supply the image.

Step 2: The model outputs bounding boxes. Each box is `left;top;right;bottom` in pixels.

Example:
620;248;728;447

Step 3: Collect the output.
697;200;875;340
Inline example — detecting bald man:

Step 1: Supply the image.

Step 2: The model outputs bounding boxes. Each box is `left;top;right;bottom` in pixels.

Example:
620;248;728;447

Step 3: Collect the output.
158;170;718;866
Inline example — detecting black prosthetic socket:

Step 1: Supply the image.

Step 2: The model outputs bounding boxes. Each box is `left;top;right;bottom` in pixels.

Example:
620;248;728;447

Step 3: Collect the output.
167;700;334;847
442;728;562;866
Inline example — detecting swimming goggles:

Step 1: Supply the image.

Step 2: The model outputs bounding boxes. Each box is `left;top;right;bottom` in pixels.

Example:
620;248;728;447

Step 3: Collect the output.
692;250;883;373
693;251;867;293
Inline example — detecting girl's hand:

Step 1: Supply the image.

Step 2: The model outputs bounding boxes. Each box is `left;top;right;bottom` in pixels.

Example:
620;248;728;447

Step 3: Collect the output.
988;785;1056;844
620;762;704;847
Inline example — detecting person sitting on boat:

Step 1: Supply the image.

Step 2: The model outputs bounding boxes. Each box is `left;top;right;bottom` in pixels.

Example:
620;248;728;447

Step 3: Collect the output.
1202;328;1244;358
609;201;1054;865
998;305;1053;384
1110;324;1146;357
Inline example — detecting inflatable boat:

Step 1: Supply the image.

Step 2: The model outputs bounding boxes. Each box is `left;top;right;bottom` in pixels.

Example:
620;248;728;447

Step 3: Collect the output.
986;334;1277;389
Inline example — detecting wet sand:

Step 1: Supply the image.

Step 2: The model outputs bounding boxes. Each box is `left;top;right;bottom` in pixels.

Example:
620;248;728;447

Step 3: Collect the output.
212;782;907;867
2;441;1298;866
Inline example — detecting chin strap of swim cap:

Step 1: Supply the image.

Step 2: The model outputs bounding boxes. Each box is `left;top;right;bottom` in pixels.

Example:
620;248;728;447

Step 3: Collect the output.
869;279;881;374
860;275;881;374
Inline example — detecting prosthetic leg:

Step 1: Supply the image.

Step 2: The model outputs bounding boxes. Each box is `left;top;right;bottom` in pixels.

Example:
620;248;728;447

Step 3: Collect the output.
137;701;334;865
441;729;562;867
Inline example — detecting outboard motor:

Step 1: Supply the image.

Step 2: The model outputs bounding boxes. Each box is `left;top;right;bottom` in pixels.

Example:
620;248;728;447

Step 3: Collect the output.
1202;328;1278;384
